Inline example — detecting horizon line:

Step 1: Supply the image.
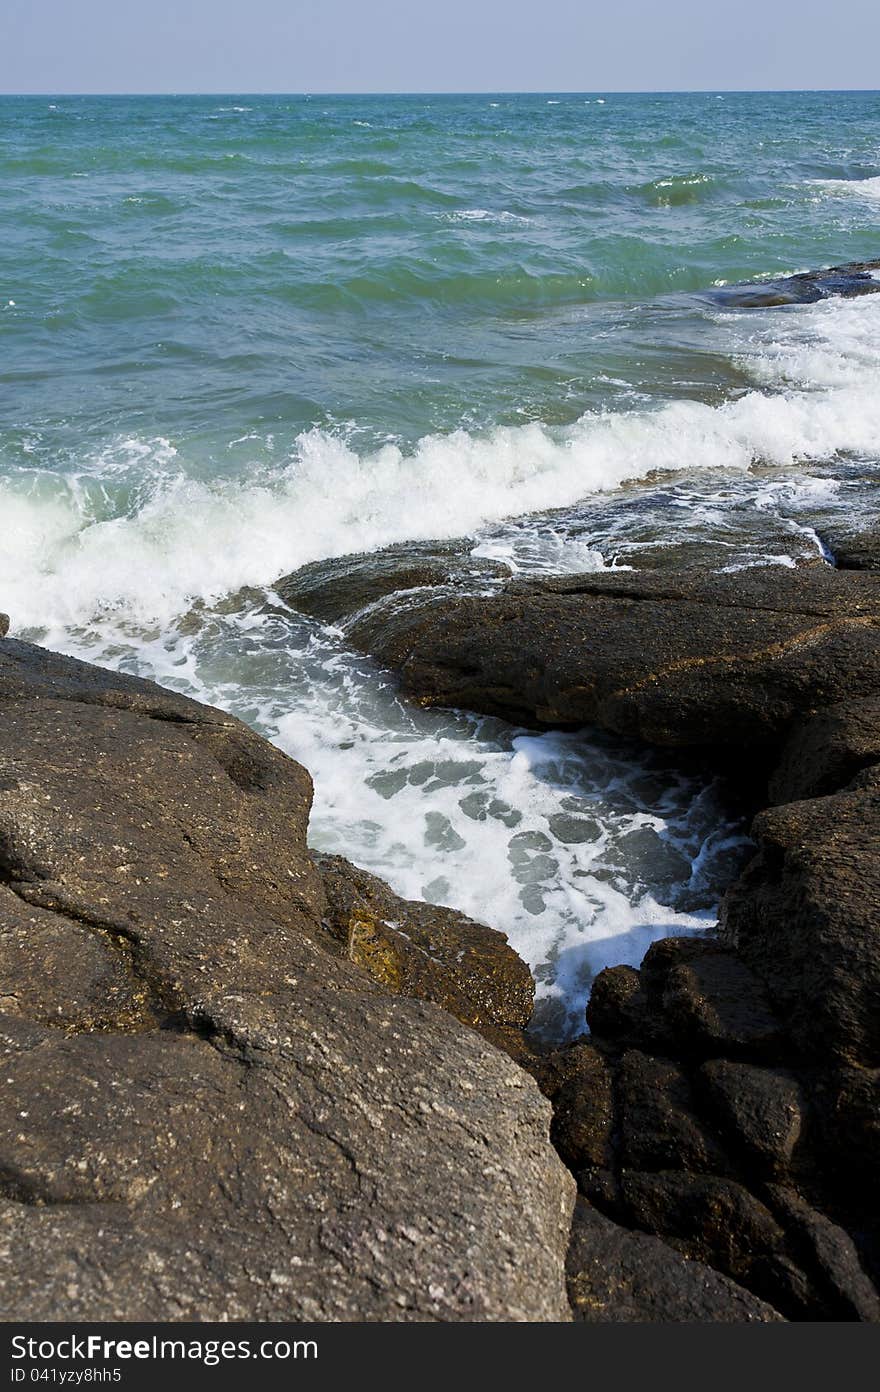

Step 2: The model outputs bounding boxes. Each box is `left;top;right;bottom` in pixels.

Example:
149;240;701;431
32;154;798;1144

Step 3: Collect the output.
3;86;880;98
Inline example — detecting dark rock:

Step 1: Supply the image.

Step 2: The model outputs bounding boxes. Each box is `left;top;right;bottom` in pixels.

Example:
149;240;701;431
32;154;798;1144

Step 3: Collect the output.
766;1188;880;1322
566;1199;783;1322
617;1050;731;1175
645;938;784;1060
588;939;783;1060
0;635;213;723
698;1060;803;1178
586;964;663;1048
813;1067;880;1215
707;260;880;309
769;698;880;804
0;636;574;1321
722;775;880;1067
822;525;880;572
276;542;508;627
619;1170;810;1315
345;564;880;755
0;615;8;638
542;1042;615;1172
315;852;534;1034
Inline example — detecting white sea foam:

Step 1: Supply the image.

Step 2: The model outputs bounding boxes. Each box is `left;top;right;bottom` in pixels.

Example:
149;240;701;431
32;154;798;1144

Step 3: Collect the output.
448;208;531;224
809;175;880;202
4;292;879;1035
117;608;738;1038
4;293;880;643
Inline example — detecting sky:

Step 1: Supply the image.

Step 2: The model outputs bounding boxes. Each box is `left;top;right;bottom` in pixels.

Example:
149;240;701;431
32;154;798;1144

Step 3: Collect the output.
3;0;880;94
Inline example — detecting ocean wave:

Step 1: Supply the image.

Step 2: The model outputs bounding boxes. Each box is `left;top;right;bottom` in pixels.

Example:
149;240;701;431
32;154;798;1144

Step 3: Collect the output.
635;172;719;207
4;292;880;639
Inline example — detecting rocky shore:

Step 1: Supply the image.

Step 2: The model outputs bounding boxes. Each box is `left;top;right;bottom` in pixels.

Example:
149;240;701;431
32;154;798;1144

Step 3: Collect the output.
2;528;879;1321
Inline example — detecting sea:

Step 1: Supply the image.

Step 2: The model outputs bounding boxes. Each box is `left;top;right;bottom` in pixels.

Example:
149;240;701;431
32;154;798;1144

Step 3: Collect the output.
3;89;879;1035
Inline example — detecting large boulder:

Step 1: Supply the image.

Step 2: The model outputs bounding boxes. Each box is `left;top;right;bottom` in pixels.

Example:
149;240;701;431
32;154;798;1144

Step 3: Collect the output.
341;565;880;755
722;771;880;1068
0;635;574;1321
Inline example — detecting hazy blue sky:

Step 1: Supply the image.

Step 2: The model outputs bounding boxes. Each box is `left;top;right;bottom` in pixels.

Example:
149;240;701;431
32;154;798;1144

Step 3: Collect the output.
3;0;880;94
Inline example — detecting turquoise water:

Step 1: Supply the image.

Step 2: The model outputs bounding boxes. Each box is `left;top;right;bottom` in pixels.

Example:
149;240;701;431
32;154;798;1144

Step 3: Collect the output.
3;91;879;1033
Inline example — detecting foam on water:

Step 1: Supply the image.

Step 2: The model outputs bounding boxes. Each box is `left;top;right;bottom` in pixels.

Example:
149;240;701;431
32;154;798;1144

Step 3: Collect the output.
810;175;880;202
4;291;880;643
4;289;880;1036
95;604;744;1039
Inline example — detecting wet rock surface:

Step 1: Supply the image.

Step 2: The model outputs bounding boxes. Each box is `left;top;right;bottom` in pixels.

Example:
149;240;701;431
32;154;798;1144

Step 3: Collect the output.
276;542;508;627
6;532;880;1321
286;552;880;1320
0;634;575;1321
706;259;880;309
340;564;880;754
821;524;880;572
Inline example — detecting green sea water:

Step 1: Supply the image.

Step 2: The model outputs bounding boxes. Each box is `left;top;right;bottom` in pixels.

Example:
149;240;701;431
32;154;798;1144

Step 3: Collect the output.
3;91;880;1033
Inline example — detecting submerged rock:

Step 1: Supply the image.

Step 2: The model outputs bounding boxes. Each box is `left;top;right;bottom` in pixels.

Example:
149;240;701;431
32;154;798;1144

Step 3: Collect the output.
707;260;880;308
0;636;574;1321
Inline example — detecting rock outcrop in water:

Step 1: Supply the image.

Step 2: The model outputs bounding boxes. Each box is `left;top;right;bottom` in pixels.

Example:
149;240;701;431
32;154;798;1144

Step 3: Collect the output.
708;259;880;308
0;635;574;1321
341;564;880;754
279;549;880;1320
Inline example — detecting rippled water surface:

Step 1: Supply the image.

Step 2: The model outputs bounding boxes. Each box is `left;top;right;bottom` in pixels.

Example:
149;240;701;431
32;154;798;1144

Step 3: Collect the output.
3;91;879;1033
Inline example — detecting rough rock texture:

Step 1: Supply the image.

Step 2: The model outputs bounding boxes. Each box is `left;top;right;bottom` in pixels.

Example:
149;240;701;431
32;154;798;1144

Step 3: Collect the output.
707;259;880;309
344;565;880;756
821;524;880;572
566;1199;782;1322
769;697;880;804
723;775;880;1067
315;852;534;1034
324;557;880;1320
276;542;508;627
0;635;574;1322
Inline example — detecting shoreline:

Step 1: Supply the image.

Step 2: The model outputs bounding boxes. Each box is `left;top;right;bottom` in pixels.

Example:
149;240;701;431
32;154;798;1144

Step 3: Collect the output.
2;528;878;1320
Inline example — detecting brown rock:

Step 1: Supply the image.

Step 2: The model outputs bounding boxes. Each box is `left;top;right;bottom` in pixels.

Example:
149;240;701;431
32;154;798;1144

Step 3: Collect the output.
345;564;880;754
0;636;575;1322
822;525;880;572
617;1050;730;1175
769;697;880;804
619;1171;808;1315
722;776;880;1067
767;1187;880;1322
276;542;508;626
315;853;534;1033
543;1042;615;1172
